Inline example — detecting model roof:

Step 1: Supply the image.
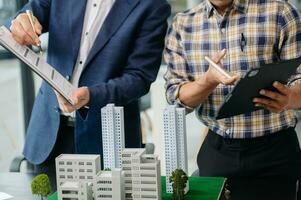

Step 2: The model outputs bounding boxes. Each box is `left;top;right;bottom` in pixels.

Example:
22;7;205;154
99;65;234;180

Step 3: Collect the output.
56;154;100;160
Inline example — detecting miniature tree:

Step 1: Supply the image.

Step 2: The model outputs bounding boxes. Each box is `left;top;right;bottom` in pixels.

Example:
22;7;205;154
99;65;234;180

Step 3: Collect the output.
169;169;188;200
31;174;51;200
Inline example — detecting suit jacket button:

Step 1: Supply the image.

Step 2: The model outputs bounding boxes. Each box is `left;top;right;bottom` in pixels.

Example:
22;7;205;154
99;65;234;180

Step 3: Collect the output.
65;75;71;81
53;106;60;113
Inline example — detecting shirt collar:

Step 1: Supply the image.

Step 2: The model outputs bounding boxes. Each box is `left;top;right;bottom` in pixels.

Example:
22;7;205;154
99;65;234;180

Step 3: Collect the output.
205;0;248;18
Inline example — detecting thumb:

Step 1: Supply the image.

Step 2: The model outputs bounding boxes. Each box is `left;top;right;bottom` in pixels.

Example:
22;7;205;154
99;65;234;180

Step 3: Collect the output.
72;92;79;105
212;49;227;64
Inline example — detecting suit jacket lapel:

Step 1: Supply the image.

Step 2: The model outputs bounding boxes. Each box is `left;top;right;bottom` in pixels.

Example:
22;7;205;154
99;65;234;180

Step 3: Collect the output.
84;0;140;67
68;0;87;66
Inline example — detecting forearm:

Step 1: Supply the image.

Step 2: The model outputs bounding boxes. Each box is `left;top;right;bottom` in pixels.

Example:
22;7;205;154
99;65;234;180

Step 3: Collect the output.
288;84;301;109
178;73;218;108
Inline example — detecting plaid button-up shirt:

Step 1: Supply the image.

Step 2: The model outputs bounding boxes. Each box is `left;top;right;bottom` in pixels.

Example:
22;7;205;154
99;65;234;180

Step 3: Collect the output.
164;0;301;138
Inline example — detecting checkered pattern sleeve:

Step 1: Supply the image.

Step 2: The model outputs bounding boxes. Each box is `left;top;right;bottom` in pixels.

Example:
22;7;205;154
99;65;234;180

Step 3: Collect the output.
164;15;193;110
278;3;301;87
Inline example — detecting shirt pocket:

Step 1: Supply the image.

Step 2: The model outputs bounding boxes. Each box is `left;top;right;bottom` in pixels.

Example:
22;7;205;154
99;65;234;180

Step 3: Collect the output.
243;34;278;66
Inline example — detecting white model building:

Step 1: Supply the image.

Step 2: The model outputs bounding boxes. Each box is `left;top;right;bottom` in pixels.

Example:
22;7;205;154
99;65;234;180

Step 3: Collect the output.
122;148;161;200
101;103;125;169
60;182;93;200
93;169;125;200
56;154;101;200
56;154;125;200
163;105;189;193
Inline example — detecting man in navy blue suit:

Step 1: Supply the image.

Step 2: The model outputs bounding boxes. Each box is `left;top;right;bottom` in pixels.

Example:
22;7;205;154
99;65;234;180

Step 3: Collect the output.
8;0;170;188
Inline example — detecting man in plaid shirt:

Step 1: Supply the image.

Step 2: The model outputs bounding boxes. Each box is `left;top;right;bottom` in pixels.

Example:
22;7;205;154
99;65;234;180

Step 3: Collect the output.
164;0;301;198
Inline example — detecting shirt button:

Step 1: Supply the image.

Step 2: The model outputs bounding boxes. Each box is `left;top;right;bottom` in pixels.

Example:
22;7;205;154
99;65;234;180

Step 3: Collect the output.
85;32;89;36
221;28;225;34
93;3;97;7
79;61;83;65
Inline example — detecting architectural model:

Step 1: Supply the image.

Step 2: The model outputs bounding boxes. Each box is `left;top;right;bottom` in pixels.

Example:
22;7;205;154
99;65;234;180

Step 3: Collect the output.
55;154;125;200
101;104;125;169
122;149;161;200
93;169;125;200
55;150;161;200
56;154;101;200
54;104;187;200
163;105;189;193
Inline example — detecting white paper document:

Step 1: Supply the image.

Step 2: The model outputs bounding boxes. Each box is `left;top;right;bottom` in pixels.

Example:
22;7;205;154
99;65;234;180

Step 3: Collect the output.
0;192;13;200
0;26;76;105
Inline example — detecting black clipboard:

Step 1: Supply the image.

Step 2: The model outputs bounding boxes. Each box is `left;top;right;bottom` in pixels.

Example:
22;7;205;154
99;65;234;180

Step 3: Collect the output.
216;57;301;120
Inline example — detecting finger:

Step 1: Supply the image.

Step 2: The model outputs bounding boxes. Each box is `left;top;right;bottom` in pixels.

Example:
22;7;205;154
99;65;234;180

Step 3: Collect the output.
221;75;239;85
253;97;276;107
33;16;43;35
253;97;285;112
59;103;67;113
72;94;79;105
58;95;68;104
56;92;72;111
273;81;290;95
255;103;281;113
59;103;66;112
72;88;86;106
17;14;40;45
56;92;69;105
72;92;81;109
59;100;74;113
230;74;240;80
259;89;283;101
212;49;227;64
20;16;41;45
62;100;74;110
11;20;33;45
64;105;75;113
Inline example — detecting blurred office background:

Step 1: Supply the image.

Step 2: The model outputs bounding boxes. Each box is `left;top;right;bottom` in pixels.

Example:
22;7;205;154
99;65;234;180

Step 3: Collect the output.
0;0;301;175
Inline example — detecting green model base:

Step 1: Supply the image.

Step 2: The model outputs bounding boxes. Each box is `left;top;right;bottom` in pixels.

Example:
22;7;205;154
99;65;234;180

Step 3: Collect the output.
48;176;225;200
162;176;225;200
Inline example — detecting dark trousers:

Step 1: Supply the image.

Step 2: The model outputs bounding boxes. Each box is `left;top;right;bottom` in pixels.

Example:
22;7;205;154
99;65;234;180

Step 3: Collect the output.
299;181;301;200
33;116;75;191
197;128;301;200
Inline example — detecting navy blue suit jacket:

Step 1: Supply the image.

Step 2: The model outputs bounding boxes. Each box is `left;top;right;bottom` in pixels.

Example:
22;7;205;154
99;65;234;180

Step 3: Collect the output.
10;0;170;164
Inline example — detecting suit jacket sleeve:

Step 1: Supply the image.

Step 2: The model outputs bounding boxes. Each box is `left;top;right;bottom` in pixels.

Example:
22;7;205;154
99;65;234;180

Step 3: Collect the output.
4;0;51;33
88;2;171;109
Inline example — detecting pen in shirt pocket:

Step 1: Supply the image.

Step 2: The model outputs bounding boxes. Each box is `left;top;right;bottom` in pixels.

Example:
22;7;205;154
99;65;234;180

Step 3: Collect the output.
240;33;246;52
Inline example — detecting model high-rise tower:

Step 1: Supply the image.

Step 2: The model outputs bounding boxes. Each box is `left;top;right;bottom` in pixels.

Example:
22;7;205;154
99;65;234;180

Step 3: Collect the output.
101;104;125;169
163;105;189;193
